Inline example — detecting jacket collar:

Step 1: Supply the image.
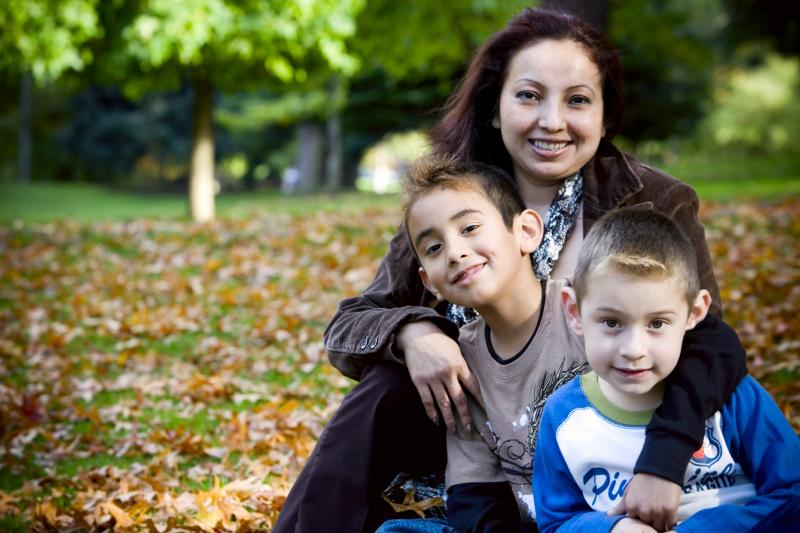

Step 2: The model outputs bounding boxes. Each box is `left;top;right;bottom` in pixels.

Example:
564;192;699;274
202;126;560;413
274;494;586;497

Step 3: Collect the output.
581;140;644;229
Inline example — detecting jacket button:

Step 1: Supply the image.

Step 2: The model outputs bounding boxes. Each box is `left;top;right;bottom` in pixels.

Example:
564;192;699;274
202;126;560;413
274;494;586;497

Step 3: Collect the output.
358;338;369;350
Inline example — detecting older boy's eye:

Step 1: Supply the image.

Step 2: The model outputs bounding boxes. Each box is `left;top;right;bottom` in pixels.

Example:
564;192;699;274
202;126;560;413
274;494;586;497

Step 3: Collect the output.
462;224;479;234
425;243;442;256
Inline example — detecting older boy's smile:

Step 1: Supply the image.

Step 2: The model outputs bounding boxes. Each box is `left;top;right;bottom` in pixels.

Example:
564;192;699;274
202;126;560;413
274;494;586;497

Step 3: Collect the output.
451;263;486;285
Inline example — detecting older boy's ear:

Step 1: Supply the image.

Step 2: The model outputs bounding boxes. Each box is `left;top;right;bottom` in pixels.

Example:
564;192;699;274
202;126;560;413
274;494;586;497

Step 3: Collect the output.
560;286;583;336
517;209;544;255
686;289;711;330
419;267;443;302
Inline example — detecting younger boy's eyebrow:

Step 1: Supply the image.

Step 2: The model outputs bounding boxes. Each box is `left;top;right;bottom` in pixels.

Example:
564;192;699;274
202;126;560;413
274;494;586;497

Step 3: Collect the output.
413;208;483;250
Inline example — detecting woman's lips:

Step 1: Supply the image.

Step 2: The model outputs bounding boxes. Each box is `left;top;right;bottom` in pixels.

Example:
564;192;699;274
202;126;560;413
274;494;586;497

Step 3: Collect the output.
529;139;571;158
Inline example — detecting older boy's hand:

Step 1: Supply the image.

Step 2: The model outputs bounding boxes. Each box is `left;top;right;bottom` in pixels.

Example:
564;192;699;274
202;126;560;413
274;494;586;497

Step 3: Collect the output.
610;517;658;533
608;473;681;532
398;321;483;434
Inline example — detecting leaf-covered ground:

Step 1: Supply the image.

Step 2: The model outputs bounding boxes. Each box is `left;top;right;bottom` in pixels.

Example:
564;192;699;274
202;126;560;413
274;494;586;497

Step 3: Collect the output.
1;199;798;531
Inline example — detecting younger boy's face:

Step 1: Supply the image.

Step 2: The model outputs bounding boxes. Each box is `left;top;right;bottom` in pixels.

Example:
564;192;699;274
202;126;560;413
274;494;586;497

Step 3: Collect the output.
562;267;709;411
407;187;539;311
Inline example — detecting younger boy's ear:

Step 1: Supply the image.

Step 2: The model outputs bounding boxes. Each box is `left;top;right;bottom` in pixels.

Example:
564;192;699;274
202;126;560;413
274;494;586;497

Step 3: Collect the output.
686;289;711;330
516;209;544;255
560;286;583;336
419;267;443;302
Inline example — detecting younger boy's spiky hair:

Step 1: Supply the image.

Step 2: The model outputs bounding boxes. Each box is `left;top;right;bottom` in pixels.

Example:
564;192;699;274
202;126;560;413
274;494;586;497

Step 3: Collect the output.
572;207;701;307
402;156;525;253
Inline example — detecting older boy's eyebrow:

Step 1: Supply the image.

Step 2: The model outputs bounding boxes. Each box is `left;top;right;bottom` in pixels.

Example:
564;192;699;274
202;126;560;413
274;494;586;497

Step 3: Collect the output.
413;208;483;249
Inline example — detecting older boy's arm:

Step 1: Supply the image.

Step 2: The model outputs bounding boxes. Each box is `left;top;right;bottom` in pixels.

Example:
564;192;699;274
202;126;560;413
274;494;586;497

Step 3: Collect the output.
324;229;459;381
675;376;800;532
624;315;747;527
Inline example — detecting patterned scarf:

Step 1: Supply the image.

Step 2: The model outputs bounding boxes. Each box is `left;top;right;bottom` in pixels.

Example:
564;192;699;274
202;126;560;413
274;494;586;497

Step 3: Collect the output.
446;172;583;326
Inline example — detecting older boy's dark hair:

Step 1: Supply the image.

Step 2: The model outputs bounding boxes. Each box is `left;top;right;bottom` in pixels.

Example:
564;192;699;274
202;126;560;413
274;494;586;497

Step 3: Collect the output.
402;156;525;252
573;207;701;307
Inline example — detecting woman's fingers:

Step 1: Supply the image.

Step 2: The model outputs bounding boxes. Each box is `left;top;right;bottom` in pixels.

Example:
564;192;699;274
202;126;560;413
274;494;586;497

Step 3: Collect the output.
430;382;457;433
415;383;439;426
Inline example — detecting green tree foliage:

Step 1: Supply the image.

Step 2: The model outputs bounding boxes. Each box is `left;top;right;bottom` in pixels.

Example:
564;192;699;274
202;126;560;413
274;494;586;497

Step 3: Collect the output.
93;0;365;220
0;0;100;81
701;53;800;154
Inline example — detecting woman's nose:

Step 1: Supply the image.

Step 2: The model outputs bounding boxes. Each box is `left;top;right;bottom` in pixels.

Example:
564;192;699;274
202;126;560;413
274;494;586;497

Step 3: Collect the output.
537;100;564;131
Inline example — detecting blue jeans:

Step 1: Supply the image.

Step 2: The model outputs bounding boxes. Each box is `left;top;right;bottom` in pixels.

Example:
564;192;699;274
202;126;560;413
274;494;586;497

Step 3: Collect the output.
374;518;454;533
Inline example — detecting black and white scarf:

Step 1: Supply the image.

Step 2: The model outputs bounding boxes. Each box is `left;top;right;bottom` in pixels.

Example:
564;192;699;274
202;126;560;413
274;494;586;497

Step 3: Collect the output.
446;172;583;326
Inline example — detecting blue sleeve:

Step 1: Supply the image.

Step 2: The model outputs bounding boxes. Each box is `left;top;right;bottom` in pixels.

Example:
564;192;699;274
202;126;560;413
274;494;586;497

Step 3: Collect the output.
677;376;800;532
533;398;624;533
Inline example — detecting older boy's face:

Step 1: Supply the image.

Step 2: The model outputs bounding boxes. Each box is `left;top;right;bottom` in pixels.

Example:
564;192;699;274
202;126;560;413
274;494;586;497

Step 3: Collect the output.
408;187;529;311
570;268;699;411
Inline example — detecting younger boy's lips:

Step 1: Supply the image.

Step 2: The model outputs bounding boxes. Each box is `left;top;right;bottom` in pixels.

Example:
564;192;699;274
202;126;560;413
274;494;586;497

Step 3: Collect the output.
451;263;485;285
615;367;651;378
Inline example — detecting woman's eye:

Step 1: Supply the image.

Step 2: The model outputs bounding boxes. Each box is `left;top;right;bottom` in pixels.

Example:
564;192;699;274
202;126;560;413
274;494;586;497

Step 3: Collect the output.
569;95;590;105
517;90;539;101
602;319;620;329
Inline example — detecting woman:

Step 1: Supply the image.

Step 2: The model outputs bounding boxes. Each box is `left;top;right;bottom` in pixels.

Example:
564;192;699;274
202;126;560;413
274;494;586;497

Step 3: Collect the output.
274;8;746;533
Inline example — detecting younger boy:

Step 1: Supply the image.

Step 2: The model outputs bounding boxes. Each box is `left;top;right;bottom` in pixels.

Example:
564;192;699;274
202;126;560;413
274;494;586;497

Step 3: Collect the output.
533;208;800;532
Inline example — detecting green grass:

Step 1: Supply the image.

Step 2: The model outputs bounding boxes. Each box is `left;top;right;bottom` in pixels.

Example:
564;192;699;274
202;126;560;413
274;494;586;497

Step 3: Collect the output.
0;181;399;223
1;152;797;223
660;151;800;201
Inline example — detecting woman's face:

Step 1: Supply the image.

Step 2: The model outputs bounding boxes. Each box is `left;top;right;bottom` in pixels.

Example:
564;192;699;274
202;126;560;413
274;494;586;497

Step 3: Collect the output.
493;39;605;187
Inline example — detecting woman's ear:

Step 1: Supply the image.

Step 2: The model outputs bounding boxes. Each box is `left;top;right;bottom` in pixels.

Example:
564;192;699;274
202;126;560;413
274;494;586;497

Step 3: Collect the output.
492;114;500;129
686;289;711;330
419;267;443;302
560;286;583;336
516;209;544;255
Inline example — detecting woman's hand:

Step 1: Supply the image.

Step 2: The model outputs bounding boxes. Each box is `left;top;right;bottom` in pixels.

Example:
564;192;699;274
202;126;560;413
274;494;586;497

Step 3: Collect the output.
608;473;681;532
610;517;659;533
396;321;483;433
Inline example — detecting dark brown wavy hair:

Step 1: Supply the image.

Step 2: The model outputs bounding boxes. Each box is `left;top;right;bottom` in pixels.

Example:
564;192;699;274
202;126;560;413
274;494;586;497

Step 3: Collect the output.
430;8;624;178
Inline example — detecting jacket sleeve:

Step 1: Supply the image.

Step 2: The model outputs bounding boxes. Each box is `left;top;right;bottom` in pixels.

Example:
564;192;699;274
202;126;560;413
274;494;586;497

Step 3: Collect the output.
635;314;748;483
447;482;523;533
676;376;800;532
323;228;460;381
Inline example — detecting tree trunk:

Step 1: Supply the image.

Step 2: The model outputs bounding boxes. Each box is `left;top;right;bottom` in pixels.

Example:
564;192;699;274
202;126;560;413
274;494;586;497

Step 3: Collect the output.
294;122;324;194
189;77;215;222
541;0;608;31
324;111;343;193
18;72;33;184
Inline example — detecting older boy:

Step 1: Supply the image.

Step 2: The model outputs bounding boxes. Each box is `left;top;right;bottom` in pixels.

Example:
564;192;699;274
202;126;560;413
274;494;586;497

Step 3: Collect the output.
390;157;587;532
534;208;800;532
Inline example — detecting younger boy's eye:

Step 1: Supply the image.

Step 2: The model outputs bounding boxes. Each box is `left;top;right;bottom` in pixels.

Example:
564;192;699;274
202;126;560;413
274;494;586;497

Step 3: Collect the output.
650;319;665;329
602;319;620;329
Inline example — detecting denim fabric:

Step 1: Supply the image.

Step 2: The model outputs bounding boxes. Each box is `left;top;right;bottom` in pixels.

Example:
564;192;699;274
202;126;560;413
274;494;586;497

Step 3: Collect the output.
374;518;453;533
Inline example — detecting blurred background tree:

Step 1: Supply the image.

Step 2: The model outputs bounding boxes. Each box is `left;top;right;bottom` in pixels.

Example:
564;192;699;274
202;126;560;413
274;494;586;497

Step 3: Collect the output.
1;0;797;216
